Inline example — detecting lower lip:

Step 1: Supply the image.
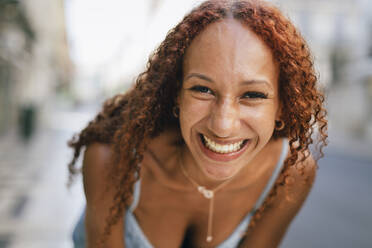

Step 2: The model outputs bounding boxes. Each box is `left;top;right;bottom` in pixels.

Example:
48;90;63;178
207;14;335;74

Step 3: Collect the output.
198;134;250;162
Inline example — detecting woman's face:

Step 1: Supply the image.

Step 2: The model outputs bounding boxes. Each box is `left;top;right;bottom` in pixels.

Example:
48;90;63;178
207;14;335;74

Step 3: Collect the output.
178;19;280;182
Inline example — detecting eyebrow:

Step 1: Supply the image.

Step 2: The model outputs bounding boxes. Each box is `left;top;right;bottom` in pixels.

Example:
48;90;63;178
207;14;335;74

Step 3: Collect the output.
184;72;273;89
184;73;213;83
241;79;273;90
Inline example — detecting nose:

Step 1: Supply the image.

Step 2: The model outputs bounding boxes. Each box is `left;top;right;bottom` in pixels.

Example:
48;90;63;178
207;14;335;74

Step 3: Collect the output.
208;98;240;138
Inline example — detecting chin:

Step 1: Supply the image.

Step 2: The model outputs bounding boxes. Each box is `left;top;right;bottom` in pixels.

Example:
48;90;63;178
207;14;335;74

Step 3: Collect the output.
203;164;240;181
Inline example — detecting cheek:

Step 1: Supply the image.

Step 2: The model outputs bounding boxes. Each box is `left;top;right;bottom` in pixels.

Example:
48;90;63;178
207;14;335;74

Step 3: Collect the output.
179;96;211;135
241;105;277;133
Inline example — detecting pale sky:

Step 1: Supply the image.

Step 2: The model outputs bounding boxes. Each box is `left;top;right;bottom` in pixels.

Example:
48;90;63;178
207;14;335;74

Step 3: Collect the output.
64;0;201;74
64;0;141;70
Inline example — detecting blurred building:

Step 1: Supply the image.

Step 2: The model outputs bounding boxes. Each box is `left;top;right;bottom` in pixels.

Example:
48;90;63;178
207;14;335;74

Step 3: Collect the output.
275;0;372;139
0;0;73;138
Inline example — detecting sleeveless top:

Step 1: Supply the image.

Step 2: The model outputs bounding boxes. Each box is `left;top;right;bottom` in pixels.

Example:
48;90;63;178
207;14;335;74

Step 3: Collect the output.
72;138;288;248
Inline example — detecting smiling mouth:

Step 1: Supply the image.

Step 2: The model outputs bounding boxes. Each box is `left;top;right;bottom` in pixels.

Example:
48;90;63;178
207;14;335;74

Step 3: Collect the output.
200;134;248;154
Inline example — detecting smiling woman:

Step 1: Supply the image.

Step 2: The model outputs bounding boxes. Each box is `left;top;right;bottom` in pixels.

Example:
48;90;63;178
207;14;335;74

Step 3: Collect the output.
68;1;327;248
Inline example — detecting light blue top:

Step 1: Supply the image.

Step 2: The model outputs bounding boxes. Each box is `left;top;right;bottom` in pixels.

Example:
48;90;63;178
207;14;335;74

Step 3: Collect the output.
72;138;288;248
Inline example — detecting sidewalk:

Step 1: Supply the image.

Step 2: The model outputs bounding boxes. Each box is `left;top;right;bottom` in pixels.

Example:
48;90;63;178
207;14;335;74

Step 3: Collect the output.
0;128;85;248
0;101;101;248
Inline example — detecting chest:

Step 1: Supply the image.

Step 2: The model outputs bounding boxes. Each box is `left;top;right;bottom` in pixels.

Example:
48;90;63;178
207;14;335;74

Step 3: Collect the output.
132;179;266;248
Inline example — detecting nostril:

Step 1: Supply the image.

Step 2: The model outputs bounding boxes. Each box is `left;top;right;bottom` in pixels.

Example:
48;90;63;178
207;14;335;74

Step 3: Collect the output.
209;110;240;135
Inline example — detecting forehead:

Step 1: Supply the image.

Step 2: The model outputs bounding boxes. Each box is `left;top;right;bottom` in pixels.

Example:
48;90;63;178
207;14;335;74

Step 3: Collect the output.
183;19;278;85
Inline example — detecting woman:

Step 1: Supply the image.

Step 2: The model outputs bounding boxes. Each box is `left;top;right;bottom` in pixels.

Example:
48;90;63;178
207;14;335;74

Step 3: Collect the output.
69;0;327;247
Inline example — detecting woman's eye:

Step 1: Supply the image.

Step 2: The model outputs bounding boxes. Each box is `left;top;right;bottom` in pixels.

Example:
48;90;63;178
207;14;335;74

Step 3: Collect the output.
190;85;213;94
242;91;268;99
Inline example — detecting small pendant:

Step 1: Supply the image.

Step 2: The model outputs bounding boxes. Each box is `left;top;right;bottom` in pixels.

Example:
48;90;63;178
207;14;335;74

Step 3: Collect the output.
198;186;214;199
206;236;213;242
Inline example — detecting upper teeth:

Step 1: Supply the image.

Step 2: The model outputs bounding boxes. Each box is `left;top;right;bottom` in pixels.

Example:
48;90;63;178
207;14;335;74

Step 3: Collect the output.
203;135;244;154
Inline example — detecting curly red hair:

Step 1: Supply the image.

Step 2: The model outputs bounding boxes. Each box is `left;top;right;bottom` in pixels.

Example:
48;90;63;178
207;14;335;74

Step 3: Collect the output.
68;0;327;244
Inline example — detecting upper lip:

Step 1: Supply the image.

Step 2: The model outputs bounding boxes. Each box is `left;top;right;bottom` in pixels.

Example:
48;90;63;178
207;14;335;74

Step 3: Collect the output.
200;133;247;145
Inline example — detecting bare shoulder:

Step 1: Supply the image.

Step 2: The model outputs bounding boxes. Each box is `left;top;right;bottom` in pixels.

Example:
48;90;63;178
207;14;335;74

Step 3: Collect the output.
83;143;113;203
280;153;317;208
83;143;125;247
240;153;317;248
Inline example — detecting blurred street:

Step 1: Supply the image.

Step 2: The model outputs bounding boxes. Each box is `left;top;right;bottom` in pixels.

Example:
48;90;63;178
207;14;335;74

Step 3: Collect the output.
0;106;91;248
281;136;372;248
0;107;371;248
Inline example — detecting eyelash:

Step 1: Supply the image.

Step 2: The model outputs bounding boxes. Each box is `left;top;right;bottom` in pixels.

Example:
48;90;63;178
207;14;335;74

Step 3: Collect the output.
189;85;212;94
242;91;268;99
189;85;268;99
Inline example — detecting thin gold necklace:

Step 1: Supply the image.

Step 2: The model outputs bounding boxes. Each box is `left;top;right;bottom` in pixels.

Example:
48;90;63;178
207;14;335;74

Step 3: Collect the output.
179;156;233;243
